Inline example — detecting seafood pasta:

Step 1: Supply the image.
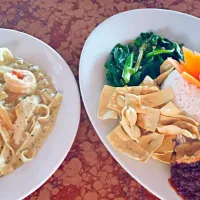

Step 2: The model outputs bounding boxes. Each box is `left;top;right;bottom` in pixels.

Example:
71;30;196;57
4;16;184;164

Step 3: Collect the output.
0;48;62;176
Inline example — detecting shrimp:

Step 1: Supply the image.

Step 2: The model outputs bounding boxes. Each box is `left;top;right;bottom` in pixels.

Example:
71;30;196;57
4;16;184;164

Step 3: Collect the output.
4;69;36;94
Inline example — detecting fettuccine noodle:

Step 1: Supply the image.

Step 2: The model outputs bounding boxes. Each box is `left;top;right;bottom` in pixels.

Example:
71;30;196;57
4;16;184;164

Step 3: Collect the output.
0;48;63;176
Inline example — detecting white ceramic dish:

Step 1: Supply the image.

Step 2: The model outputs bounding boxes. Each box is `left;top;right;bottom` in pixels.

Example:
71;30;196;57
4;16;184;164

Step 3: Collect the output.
79;9;200;200
0;29;80;200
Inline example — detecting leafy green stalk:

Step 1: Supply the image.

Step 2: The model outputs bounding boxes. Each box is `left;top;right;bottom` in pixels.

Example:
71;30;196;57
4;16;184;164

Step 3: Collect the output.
122;52;135;83
146;48;175;58
134;43;147;71
174;43;184;60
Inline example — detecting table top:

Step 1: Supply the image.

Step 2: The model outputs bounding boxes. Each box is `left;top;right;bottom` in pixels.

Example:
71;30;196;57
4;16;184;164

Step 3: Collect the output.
1;0;199;200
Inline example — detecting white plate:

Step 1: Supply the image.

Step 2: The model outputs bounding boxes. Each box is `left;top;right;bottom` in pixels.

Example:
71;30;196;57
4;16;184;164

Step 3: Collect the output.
0;29;80;200
79;9;200;200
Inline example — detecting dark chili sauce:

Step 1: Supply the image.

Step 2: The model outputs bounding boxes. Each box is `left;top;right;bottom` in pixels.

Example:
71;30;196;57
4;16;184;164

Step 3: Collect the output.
169;161;200;200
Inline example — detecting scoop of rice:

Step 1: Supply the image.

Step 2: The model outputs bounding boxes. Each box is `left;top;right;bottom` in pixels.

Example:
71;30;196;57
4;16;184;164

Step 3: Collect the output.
161;70;200;123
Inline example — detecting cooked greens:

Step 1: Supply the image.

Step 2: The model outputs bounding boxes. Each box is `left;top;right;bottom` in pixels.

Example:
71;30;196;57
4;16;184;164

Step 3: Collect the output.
105;32;183;87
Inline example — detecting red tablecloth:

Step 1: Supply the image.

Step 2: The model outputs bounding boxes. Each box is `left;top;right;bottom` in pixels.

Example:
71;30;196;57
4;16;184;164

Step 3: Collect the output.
0;0;199;199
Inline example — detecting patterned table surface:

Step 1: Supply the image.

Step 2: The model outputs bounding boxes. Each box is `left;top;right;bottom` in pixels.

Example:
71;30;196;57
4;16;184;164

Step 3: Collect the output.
0;0;199;199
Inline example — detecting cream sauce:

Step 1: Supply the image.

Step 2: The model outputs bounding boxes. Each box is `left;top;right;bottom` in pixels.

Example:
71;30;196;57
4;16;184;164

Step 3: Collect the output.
0;54;62;175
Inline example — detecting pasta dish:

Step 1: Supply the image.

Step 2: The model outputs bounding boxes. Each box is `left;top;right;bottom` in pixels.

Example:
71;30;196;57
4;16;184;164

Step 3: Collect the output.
0;48;62;176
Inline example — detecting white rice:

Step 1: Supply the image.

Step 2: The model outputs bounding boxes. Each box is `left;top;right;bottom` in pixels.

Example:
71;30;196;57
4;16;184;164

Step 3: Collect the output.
161;70;200;123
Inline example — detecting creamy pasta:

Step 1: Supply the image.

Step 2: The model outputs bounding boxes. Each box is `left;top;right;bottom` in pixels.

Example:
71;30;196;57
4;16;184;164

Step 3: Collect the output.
0;48;63;176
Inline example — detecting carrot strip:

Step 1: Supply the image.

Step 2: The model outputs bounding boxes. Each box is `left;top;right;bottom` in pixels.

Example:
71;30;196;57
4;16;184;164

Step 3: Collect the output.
182;71;200;87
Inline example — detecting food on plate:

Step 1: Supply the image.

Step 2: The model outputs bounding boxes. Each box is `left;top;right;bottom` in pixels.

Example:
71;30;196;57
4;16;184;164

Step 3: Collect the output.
97;85;118;119
105;32;183;87
162;67;200;124
99;42;200;199
163;47;200;88
0;48;62;176
173;47;200;85
169;141;200;200
98;82;199;163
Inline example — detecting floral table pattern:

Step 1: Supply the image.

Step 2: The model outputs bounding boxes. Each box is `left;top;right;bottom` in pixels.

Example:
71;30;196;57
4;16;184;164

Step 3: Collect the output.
0;0;199;199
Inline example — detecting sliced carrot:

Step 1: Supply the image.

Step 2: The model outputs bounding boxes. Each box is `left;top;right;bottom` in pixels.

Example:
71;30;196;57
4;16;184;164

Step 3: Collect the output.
181;47;200;79
182;71;200;87
170;46;200;86
194;51;200;74
183;47;195;66
181;65;199;80
194;51;200;58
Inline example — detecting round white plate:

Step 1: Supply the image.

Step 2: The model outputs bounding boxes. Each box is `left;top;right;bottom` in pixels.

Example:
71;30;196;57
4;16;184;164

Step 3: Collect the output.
0;29;80;200
79;9;200;200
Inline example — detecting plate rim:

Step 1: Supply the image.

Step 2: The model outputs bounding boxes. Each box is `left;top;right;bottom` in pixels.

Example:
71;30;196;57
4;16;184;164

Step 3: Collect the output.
79;8;200;199
0;28;81;200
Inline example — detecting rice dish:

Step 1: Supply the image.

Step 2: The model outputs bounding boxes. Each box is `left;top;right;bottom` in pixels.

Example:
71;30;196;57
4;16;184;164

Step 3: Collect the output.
99;35;200;200
161;70;200;123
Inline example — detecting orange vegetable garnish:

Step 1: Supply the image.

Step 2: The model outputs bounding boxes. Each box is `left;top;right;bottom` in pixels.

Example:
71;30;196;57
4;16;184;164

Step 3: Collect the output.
13;70;24;79
183;47;194;66
182;72;200;87
173;47;200;87
194;51;200;74
181;47;200;79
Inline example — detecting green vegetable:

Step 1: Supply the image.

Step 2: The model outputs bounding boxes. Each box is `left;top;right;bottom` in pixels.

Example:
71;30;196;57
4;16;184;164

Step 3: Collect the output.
105;32;183;87
122;52;135;83
105;43;133;86
134;43;147;71
146;48;175;58
134;37;143;47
